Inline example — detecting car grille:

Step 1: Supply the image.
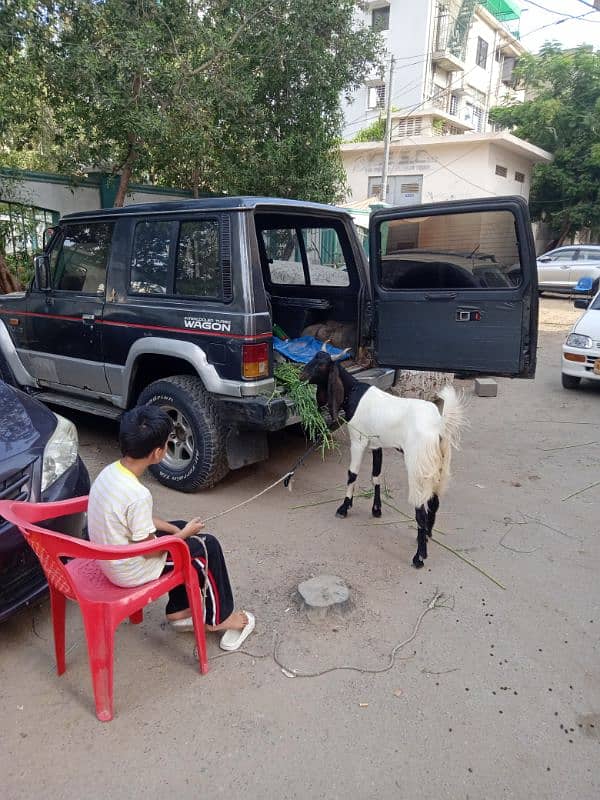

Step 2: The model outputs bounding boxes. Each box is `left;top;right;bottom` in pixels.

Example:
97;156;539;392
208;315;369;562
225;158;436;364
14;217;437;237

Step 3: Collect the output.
0;464;33;528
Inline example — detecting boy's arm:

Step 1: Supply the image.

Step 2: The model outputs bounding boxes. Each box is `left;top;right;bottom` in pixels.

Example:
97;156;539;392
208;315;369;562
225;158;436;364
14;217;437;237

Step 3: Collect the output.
153;517;181;537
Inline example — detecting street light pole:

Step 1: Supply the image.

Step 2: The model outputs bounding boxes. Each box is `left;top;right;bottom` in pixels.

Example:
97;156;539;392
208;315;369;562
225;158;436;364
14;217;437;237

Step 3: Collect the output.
381;55;395;203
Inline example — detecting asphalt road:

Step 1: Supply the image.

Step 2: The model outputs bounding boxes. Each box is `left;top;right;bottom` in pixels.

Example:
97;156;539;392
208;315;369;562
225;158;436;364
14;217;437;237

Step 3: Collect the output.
1;297;598;800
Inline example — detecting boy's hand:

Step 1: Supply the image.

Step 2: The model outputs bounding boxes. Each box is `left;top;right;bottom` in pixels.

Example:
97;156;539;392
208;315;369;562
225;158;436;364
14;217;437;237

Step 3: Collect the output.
181;518;205;538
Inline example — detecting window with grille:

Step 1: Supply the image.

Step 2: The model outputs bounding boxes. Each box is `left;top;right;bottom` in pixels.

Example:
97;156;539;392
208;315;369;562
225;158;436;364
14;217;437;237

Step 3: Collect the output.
515;171;525;183
394;117;422;138
372;6;390;32
368;84;386;110
476;37;488;69
495;165;508;178
449;94;459;116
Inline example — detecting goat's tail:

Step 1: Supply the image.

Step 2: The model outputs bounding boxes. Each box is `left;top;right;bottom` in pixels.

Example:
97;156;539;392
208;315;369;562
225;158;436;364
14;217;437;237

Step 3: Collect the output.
435;384;469;497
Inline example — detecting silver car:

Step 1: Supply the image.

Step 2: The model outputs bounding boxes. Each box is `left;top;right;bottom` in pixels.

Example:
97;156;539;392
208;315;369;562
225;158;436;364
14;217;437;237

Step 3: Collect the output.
537;245;600;293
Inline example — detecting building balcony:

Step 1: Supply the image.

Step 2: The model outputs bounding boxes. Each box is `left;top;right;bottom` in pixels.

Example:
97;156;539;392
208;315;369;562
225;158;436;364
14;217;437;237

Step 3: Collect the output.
432;13;466;73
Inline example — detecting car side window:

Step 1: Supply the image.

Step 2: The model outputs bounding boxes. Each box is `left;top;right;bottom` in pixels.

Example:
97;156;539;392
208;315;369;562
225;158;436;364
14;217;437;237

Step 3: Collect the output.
580;249;600;262
554;249;576;261
379;209;522;289
175;219;221;299
302;227;349;287
130;220;173;295
262;228;306;285
51;222;113;294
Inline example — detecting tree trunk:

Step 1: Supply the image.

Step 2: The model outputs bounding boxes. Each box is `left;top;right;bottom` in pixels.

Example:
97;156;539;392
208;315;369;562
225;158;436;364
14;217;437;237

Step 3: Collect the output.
113;158;134;207
556;219;572;247
0;252;21;294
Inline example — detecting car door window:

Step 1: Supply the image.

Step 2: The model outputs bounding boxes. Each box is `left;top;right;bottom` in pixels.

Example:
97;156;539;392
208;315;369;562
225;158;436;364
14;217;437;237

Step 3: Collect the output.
302;227;349;287
379;209;522;289
580;249;600;262
554;249;576;262
51;222;113;294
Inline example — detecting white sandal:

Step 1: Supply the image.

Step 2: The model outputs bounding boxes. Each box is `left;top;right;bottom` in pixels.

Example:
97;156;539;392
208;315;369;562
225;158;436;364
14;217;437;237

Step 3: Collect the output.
169;617;195;633
219;612;256;652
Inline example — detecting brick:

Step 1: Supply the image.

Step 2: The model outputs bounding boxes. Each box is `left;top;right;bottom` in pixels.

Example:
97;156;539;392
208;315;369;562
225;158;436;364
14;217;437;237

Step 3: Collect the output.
474;378;498;397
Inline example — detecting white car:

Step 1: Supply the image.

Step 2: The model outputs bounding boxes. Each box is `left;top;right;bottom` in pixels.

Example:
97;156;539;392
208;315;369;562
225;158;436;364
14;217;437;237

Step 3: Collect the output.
562;291;600;388
538;245;600;293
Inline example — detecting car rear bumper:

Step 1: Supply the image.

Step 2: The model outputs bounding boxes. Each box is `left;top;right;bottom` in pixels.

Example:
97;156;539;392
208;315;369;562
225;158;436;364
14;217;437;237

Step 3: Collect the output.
562;347;600;381
215;367;396;430
0;457;90;623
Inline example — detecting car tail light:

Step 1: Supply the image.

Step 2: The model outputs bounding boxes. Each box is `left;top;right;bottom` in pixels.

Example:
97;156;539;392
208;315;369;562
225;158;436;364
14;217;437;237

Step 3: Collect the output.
242;343;269;379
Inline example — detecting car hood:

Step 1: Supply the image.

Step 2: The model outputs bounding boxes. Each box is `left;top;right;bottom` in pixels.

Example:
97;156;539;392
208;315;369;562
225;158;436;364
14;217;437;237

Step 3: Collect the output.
0;383;56;459
573;309;600;339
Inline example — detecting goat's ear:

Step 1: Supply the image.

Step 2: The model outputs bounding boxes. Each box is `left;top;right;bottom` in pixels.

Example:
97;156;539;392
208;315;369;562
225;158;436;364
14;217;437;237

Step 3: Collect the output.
327;363;344;423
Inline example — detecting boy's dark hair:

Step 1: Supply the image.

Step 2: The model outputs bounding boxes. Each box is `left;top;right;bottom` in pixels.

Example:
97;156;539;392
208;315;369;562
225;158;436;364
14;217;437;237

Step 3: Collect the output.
119;405;173;459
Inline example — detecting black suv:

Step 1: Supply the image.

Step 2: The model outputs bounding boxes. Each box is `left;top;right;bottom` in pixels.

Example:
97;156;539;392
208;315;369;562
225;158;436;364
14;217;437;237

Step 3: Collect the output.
0;196;538;492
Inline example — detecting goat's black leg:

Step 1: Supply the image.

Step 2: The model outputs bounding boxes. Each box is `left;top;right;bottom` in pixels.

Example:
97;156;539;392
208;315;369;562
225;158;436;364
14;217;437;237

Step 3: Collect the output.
412;505;428;569
371;448;383;517
426;494;439;538
336;471;357;518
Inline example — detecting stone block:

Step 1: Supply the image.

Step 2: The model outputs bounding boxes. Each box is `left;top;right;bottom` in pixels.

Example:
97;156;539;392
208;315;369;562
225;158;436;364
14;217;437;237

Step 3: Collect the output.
474;378;498;397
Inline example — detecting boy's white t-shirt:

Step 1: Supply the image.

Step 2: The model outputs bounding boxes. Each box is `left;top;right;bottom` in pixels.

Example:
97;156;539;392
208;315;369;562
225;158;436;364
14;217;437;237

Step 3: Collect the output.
87;461;167;587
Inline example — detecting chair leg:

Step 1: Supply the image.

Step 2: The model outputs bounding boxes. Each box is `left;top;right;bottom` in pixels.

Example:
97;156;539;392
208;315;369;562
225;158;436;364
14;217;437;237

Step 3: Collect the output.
81;609;115;722
129;610;143;625
187;578;209;675
49;587;67;676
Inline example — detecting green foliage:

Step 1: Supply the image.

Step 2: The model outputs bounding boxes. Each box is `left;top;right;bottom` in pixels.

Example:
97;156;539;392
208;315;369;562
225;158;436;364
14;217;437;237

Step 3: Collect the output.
1;1;382;205
273;362;334;455
489;45;600;241
352;116;386;143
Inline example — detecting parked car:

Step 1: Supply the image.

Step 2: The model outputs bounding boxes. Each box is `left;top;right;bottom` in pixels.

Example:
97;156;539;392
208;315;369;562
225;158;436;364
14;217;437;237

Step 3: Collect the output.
0;195;539;492
561;290;600;389
537;245;600;294
0;381;89;621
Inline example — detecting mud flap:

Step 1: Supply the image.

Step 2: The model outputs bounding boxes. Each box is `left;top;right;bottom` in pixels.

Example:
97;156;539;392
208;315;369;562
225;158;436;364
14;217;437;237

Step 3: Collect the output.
226;429;269;470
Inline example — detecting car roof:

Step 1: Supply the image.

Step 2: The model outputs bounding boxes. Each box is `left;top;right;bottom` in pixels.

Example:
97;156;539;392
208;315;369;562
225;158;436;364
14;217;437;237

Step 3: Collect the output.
550;244;600;251
61;196;351;222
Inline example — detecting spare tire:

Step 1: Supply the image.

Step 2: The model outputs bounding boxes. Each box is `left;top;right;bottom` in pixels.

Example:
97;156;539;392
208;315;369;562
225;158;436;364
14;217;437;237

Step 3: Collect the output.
137;375;229;492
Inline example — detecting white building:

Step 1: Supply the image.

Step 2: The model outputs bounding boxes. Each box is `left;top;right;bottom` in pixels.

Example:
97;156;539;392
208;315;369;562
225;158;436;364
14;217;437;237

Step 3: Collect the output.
344;0;526;141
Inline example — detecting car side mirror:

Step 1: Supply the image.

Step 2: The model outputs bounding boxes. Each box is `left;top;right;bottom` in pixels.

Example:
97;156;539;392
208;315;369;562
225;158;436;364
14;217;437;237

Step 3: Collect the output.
33;254;50;291
574;298;590;310
538;257;551;263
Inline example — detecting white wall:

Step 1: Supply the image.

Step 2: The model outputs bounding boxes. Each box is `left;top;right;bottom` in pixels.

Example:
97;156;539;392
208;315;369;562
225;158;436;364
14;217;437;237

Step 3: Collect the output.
342;138;539;205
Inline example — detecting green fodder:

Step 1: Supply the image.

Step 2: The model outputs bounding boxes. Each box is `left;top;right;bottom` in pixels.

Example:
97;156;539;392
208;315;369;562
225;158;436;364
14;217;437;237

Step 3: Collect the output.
274;362;335;456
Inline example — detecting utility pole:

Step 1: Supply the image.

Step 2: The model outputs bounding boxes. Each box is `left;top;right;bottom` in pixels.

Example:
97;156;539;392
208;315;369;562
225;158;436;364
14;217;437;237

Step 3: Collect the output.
381;55;394;204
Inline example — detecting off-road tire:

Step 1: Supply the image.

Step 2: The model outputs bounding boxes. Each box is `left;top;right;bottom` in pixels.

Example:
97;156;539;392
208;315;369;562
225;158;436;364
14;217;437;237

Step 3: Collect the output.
137;375;229;492
561;373;581;390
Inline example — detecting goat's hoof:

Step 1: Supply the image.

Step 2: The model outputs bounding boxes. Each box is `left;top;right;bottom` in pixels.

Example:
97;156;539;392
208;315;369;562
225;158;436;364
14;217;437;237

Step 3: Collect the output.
412;555;424;569
372;507;382;518
427;530;433;538
335;509;348;519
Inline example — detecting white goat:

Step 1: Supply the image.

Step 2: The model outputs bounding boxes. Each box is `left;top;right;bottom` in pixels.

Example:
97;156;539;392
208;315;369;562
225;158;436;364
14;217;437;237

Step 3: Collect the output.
300;349;467;568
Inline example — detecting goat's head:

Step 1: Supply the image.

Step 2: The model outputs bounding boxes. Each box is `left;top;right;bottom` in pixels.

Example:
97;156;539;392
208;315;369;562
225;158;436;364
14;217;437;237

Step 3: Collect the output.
300;342;349;423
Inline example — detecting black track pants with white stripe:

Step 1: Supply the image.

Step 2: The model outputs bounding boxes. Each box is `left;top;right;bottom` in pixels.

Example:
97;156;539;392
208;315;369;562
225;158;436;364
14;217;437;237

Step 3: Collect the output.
158;522;234;626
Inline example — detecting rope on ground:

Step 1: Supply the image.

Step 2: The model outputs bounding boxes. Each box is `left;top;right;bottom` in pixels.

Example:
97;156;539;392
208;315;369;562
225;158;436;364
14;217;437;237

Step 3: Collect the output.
202;471;294;524
211;590;449;678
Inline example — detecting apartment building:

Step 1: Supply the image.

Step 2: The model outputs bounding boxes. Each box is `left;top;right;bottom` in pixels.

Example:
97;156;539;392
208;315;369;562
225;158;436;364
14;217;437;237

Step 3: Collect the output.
344;0;525;141
340;1;553;212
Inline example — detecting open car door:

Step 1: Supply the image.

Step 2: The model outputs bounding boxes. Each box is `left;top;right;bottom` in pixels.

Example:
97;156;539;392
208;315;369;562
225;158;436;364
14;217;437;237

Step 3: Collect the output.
369;196;538;377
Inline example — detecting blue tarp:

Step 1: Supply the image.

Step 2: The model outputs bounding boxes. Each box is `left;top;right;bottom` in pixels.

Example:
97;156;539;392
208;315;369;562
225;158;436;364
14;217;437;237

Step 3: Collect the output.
273;335;351;364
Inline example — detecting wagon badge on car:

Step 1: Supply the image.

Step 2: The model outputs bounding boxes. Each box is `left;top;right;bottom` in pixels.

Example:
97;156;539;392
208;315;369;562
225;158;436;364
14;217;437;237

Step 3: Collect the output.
183;316;232;333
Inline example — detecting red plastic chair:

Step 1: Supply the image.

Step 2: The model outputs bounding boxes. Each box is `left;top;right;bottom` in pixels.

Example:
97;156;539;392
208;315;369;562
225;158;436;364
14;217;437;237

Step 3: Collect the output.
0;497;208;722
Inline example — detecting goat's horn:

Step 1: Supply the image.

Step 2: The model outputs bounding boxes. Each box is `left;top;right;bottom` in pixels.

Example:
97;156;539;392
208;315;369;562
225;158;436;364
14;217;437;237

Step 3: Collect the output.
320;339;331;352
332;348;350;361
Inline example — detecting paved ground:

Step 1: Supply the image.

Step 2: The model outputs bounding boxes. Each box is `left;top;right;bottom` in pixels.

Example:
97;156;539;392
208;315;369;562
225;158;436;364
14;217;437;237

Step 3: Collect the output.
1;297;598;800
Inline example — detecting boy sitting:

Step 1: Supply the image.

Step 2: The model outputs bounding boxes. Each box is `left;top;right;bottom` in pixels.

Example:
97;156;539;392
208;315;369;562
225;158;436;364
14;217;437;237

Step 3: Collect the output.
87;405;254;651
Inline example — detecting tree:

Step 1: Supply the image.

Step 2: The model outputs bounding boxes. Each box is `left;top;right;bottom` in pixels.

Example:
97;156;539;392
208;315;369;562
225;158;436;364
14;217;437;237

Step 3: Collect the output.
3;1;381;205
490;45;600;244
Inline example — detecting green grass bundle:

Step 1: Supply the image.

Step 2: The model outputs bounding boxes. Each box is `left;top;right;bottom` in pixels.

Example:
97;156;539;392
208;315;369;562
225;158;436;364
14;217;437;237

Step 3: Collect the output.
274;362;335;455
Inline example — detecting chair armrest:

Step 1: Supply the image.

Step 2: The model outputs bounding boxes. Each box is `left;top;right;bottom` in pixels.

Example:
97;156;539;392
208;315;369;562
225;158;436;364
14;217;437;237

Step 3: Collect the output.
54;534;191;572
0;496;89;524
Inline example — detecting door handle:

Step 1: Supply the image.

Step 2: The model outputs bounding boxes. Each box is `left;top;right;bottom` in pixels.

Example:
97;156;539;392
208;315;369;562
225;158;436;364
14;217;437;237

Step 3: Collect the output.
424;293;457;301
81;313;96;325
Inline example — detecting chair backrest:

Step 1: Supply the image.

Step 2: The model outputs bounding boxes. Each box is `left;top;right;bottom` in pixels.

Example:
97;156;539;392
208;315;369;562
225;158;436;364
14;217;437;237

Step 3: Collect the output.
22;527;78;598
0;498;91;599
